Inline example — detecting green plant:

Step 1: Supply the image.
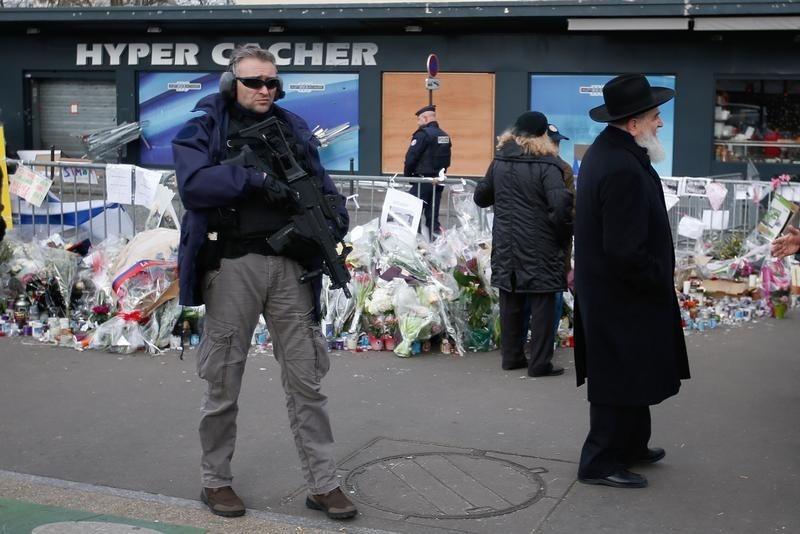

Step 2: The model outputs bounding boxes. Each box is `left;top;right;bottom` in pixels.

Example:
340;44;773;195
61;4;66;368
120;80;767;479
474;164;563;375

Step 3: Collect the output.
718;232;745;260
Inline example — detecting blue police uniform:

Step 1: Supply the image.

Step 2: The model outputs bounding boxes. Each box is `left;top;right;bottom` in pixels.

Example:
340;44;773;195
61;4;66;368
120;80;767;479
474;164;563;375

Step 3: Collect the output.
403;119;452;237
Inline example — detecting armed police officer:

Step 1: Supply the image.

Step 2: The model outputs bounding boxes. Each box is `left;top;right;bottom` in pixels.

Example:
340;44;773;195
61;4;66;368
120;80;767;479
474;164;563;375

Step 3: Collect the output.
172;45;357;520
404;104;452;239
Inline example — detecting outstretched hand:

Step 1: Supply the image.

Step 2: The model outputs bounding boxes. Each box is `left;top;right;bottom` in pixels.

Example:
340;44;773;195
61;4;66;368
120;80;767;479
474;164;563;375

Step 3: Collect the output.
771;224;800;258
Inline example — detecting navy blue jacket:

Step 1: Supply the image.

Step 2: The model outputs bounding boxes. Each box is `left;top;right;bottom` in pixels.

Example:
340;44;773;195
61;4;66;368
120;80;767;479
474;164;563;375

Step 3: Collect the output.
403;121;452;177
172;93;349;311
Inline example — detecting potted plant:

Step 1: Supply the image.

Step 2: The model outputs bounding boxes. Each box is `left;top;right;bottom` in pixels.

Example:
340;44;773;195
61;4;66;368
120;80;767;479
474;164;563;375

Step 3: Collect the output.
382;314;398;351
771;292;790;319
365;314;385;350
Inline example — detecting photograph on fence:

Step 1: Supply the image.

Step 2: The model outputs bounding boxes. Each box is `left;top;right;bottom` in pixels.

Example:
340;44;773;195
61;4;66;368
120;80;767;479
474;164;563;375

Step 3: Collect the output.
661;177;682;197
682;177;710;197
757;194;799;241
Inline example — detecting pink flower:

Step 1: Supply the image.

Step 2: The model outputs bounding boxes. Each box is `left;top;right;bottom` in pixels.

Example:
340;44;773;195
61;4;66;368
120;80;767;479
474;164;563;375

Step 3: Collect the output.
771;174;792;191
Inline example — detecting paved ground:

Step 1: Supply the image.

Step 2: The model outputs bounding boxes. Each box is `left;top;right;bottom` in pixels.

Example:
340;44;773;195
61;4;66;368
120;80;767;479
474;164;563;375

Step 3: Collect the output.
0;312;798;534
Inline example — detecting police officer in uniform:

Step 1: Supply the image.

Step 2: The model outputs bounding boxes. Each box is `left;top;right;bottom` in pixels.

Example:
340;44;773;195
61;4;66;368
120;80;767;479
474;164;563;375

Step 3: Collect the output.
404;104;452;239
172;45;356;520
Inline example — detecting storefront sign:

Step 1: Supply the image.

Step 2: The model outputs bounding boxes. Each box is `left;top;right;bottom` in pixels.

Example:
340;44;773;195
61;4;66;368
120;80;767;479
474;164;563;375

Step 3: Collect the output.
76;41;379;67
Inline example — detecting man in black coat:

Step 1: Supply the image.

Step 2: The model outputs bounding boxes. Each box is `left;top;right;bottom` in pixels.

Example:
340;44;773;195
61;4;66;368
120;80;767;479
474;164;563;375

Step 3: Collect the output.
574;74;690;489
404;104;452;240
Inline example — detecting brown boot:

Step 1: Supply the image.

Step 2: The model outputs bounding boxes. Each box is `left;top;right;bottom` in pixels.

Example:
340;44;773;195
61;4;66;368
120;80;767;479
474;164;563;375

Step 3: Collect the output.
201;486;246;517
305;487;358;519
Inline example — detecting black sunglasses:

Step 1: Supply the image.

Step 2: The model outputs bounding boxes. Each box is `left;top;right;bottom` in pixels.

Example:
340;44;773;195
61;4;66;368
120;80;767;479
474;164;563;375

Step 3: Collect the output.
236;77;280;90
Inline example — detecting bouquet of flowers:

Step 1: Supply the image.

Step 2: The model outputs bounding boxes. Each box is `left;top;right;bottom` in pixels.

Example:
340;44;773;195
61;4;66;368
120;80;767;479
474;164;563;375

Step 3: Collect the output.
348;270;375;333
392;281;437;357
452;253;497;351
761;258;791;318
453;258;493;329
90;304;111;325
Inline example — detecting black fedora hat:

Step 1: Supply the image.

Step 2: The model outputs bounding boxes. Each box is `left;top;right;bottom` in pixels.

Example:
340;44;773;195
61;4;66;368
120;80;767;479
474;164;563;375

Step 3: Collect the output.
589;74;674;123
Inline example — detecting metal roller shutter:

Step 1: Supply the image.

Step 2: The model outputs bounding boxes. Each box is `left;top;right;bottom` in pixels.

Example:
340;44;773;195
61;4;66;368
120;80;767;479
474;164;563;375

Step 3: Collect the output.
37;79;117;157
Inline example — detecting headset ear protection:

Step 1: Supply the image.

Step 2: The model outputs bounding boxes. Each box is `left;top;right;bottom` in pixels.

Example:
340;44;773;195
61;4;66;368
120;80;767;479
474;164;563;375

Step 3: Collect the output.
219;71;236;101
274;79;286;101
219;71;285;102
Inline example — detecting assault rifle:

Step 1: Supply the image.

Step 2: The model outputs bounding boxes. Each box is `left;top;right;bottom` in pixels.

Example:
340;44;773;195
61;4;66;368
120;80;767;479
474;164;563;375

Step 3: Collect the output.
224;117;352;298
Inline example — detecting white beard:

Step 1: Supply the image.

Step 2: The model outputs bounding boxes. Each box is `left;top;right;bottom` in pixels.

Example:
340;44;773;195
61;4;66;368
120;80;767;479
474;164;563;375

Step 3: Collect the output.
635;131;666;163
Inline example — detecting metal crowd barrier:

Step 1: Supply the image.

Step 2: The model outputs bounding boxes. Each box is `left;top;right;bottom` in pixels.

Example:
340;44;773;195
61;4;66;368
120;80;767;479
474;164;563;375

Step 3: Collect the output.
4;159;787;254
664;174;788;256
4;158;484;242
328;174;483;231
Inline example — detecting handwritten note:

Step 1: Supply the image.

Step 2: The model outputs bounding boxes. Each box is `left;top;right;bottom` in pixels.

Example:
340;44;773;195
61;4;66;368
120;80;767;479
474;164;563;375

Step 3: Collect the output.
106;164;134;205
9;165;53;207
134;167;162;207
62;166;99;184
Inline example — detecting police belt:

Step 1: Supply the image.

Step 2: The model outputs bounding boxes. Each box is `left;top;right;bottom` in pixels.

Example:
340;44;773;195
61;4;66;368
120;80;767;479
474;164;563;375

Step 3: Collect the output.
207;231;278;259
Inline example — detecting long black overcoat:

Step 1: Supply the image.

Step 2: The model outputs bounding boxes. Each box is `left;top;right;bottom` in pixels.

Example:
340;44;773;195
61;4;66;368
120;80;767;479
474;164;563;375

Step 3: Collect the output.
574;126;690;406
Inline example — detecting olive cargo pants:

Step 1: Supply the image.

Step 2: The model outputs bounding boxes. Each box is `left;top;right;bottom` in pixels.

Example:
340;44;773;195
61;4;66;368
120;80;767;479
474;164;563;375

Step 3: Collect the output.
196;254;339;495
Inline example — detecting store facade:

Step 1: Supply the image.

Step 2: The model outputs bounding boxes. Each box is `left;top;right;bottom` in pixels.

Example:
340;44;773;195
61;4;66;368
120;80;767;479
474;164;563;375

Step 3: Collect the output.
1;1;799;178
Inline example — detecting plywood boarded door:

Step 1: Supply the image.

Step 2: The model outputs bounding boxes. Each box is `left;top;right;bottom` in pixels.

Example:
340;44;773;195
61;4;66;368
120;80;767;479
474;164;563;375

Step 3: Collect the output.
382;72;495;177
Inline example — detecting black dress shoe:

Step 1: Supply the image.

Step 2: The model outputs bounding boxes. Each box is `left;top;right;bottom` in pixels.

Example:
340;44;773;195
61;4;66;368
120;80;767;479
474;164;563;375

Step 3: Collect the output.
626;447;666;466
530;366;564;377
502;361;528;371
578;469;648;488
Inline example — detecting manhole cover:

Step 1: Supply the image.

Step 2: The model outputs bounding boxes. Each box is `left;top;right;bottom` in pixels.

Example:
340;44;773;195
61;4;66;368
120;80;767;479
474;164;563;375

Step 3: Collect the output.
344;452;545;519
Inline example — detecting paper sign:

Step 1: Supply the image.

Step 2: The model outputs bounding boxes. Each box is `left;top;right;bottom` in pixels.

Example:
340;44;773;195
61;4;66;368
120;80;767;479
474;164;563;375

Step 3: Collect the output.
677;216;705;239
105;164;134;204
143;184;180;232
734;184;750;201
380;187;423;242
702;209;730;230
9;165;53;207
62;166;99;184
134;167;162;206
779;184;800;202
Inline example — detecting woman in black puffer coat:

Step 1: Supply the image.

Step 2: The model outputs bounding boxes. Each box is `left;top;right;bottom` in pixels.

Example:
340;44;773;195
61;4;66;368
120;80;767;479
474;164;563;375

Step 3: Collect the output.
474;111;573;377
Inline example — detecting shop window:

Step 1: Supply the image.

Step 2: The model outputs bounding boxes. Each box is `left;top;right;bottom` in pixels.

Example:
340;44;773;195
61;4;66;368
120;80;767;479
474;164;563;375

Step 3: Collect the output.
532;74;676;177
137;72;360;171
714;79;800;164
